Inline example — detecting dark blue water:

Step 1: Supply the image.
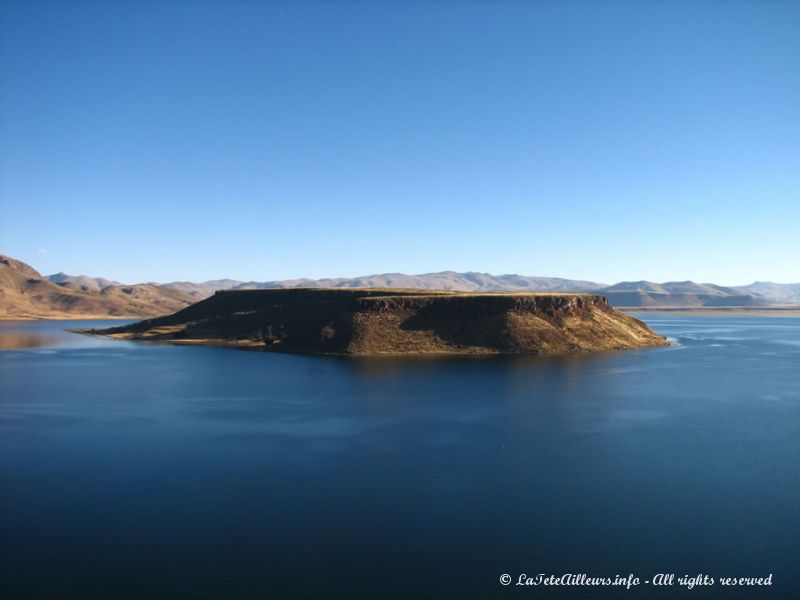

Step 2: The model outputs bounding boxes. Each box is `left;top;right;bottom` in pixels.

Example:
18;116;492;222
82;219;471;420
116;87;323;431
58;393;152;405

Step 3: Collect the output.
1;317;798;599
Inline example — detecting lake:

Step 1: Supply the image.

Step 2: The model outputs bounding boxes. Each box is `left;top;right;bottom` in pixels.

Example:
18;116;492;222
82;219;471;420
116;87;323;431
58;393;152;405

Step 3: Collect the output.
1;316;798;599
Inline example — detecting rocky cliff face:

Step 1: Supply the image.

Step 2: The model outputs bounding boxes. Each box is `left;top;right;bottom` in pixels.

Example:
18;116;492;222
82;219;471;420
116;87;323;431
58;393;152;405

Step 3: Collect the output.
92;288;668;356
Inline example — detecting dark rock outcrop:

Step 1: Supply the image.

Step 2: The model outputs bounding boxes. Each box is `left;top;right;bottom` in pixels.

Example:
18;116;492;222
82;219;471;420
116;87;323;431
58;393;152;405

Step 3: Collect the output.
91;288;668;356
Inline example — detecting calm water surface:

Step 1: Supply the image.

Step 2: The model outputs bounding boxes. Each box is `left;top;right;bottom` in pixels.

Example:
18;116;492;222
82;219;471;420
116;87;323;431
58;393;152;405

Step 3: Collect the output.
1;317;798;599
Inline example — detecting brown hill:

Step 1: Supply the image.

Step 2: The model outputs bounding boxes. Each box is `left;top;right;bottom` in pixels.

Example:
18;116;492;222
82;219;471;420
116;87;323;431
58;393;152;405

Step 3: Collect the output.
0;255;195;319
91;288;668;356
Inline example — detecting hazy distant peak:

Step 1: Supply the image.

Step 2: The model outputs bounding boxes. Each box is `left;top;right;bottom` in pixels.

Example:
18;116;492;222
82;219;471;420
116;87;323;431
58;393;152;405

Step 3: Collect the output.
46;272;118;291
734;281;800;304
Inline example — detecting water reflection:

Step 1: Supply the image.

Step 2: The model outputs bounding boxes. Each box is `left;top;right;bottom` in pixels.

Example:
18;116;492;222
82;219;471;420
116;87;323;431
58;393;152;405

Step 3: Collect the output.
0;319;136;351
0;331;60;350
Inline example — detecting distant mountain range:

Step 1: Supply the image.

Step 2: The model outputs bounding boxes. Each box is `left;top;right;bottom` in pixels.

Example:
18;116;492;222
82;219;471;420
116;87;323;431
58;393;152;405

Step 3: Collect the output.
218;272;606;295
44;265;800;307
1;254;798;319
159;273;800;308
0;255;194;319
600;281;768;308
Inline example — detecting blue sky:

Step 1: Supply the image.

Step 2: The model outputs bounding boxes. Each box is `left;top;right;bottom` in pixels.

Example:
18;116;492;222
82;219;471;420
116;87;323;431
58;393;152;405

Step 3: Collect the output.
1;1;798;285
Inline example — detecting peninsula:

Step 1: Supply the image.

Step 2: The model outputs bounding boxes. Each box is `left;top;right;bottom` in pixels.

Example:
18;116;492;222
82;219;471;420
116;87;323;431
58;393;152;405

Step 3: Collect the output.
89;288;668;356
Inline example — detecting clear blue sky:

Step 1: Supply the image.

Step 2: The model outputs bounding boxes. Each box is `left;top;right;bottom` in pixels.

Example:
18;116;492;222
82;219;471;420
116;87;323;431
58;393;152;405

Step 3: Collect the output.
1;1;798;285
